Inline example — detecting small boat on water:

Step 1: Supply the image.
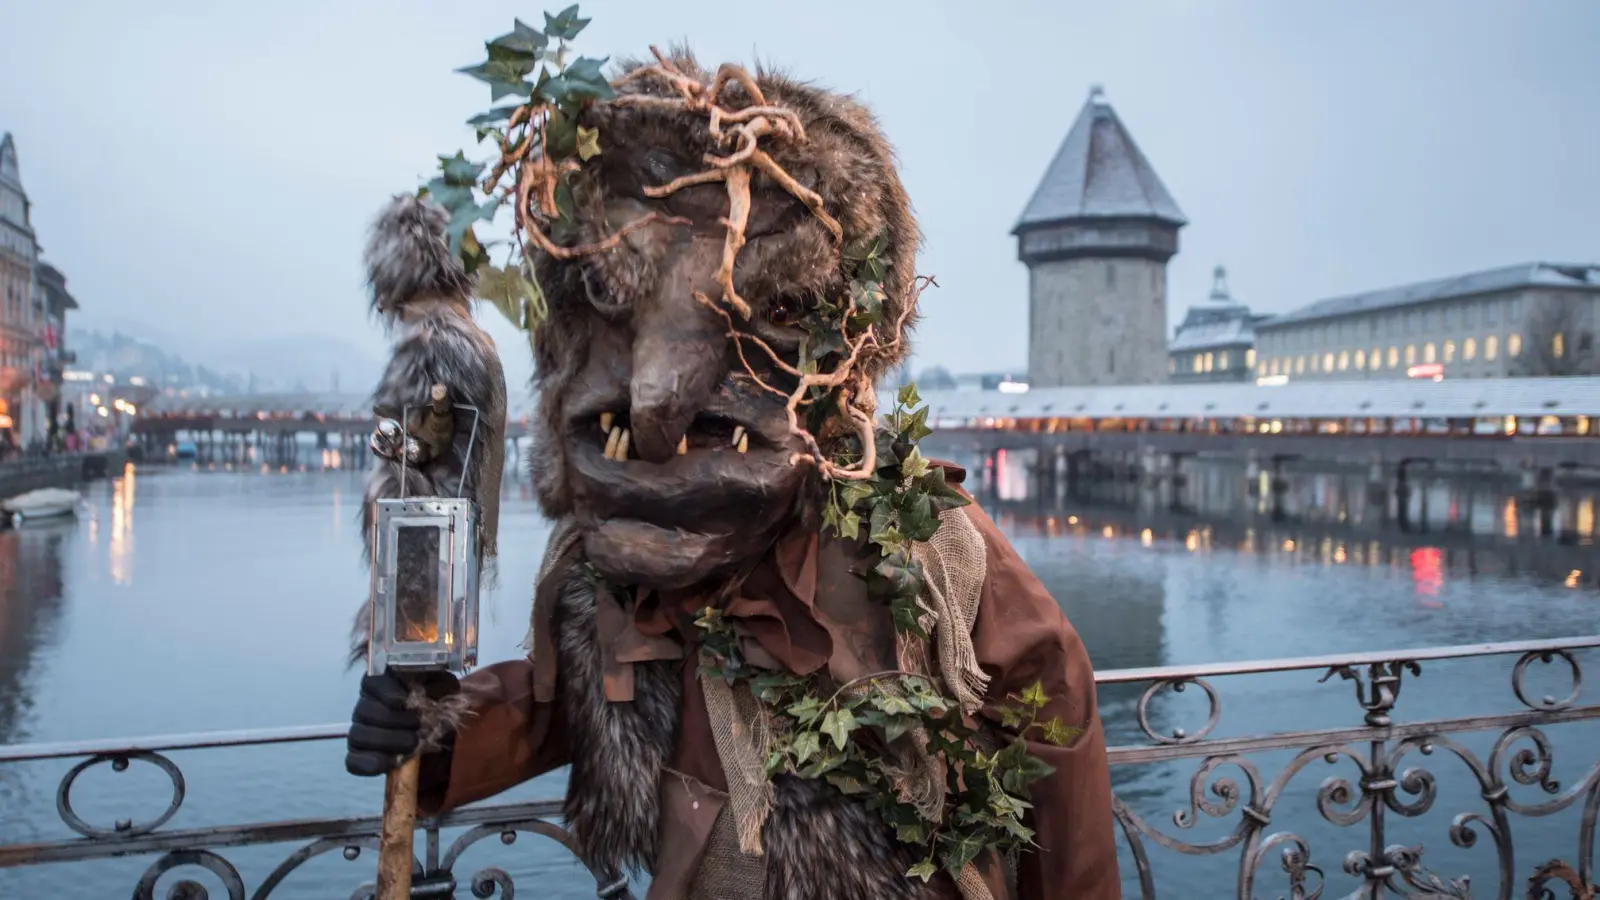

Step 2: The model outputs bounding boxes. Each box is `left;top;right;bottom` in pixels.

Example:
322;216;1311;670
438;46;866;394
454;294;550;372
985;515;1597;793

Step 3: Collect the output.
3;488;82;524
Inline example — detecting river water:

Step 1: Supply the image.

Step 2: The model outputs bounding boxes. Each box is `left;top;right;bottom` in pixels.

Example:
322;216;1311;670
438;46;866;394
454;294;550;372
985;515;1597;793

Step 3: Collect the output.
1;454;1597;898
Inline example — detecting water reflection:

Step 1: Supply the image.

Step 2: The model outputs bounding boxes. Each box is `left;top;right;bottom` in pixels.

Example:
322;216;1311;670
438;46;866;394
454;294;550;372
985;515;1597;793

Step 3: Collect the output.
0;519;73;747
1;458;1598;897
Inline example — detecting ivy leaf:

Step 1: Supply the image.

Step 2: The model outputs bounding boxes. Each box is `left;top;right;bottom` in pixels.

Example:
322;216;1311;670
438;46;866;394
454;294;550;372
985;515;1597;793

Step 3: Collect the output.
575;125;602;161
488;18;548;57
475;264;532;323
891;594;929;640
906;860;938;882
940;831;987;874
899;446;931;480
438;151;485;187
1039;717;1084;747
901;404;934;443
424;178;476;215
457;227;490;276
799;751;847;779
543;4;591;40
840;480;877;510
826;771;870;795
883;714;921;743
457;58;537;101
897;382;922;408
821;708;858;750
765;749;790;776
787;695;825;726
791;730;821;765
897;822;930;845
541;56;615;110
899;491;938;543
871;692;917;717
1016;750;1057;784
919;466;971;513
466;104;525;127
998;704;1028;730
1019;682;1050;710
836;510;863;541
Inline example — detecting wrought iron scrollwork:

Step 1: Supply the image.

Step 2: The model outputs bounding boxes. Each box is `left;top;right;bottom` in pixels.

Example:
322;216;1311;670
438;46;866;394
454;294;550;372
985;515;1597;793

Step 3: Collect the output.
57;750;186;838
1135;676;1222;744
1318;658;1422;726
1512;650;1584;713
133;849;246;900
3;636;1598;898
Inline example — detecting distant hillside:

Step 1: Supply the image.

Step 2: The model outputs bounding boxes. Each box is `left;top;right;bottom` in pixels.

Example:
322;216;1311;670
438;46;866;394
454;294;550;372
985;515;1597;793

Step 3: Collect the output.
67;325;385;395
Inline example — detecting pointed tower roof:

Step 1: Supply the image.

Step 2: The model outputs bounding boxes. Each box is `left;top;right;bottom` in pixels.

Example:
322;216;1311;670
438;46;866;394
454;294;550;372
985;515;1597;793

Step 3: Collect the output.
1013;86;1186;233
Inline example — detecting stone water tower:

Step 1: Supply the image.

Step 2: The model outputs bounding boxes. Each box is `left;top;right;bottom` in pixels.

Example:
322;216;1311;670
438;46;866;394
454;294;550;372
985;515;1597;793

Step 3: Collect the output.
1013;86;1186;386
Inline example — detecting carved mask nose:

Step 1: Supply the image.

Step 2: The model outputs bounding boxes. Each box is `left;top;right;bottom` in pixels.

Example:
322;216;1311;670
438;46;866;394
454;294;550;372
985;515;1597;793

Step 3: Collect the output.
628;249;727;463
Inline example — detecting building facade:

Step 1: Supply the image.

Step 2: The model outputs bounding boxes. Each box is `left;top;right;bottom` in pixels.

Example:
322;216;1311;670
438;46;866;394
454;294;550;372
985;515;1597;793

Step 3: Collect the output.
1014;86;1186;388
0;133;43;444
1168;265;1267;383
1253;263;1600;383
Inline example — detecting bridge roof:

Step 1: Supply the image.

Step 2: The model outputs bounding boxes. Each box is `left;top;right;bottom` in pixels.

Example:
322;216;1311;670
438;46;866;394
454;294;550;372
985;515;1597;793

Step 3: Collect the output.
1259;262;1600;329
145;391;540;421
883;376;1600;421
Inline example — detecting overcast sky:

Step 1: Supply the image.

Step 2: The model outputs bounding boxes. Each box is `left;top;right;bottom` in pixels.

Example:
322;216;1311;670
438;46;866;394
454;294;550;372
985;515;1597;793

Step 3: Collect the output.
2;0;1596;386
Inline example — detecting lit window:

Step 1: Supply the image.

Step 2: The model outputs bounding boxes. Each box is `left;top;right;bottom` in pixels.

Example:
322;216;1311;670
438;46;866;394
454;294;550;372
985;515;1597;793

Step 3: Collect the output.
1246;348;1256;368
1296;356;1306;374
1219;351;1230;370
1193;354;1203;373
1370;347;1381;369
1406;344;1417;365
1509;333;1523;357
1388;346;1399;368
1257;362;1267;377
1338;351;1349;370
1443;340;1456;363
1554;332;1566;359
1204;352;1215;373
1485;335;1497;360
1463;337;1477;360
1322;352;1334;371
1424;342;1436;364
1355;349;1367;369
1168;357;1175;374
1311;355;1321;373
1270;358;1281;376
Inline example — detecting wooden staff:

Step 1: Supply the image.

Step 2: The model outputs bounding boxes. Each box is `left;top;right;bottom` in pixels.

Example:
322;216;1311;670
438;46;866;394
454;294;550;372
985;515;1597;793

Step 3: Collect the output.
376;753;422;898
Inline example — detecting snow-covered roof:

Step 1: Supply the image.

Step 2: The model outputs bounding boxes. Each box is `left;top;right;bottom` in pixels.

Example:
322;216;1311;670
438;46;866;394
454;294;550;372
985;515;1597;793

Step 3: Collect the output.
1262;263;1600;329
1013;87;1186;232
1168;315;1256;352
882;376;1600;421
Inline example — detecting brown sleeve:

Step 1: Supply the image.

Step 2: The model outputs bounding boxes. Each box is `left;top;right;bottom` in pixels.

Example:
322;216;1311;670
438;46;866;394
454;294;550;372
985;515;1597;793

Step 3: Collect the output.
964;502;1121;900
417;657;570;815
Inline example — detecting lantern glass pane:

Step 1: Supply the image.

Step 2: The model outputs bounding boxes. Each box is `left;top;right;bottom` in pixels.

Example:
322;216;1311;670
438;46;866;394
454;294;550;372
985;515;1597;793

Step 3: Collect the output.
394;525;442;644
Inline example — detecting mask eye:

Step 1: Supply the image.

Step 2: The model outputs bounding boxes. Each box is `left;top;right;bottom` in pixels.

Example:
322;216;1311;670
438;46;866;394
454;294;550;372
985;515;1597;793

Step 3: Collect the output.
768;295;805;328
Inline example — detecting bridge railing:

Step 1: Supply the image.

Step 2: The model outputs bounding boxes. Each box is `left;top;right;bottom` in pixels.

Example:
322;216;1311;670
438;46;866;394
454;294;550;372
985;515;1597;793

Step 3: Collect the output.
2;635;1597;898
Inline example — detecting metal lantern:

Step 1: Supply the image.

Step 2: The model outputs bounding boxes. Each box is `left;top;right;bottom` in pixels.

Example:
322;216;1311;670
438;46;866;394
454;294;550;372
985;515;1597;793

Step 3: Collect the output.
366;400;483;677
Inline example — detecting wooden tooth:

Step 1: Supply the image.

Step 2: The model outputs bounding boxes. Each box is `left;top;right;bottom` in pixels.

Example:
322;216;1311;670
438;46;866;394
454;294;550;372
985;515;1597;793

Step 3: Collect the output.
736;433;749;454
732;425;746;448
603;426;621;460
600;412;614;434
677;436;688;456
617;429;631;461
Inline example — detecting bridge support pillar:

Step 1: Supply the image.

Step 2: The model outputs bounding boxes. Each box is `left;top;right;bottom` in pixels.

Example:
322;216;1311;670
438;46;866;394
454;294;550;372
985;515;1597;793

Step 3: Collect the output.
1245;451;1262;498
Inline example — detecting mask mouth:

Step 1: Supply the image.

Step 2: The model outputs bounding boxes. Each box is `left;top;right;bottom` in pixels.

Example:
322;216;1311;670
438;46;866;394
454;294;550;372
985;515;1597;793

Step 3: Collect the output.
573;407;768;460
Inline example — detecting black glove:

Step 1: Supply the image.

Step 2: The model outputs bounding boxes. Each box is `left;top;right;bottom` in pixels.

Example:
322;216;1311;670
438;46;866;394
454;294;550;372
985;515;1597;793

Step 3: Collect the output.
344;669;460;777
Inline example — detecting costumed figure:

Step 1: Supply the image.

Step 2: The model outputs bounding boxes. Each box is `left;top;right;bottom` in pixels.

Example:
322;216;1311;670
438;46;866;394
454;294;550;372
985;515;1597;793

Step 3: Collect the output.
344;9;1119;899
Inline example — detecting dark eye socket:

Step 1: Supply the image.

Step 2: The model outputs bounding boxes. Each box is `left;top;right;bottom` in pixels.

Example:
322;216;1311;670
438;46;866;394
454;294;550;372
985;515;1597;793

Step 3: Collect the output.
767;295;807;328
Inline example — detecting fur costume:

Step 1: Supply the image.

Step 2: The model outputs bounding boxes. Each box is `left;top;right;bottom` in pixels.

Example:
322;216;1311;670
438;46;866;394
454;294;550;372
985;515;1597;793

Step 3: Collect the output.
353;44;1120;900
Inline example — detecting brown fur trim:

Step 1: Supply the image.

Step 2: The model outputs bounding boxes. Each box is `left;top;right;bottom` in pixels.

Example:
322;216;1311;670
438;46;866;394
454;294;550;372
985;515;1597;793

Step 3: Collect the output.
405;684;474;754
